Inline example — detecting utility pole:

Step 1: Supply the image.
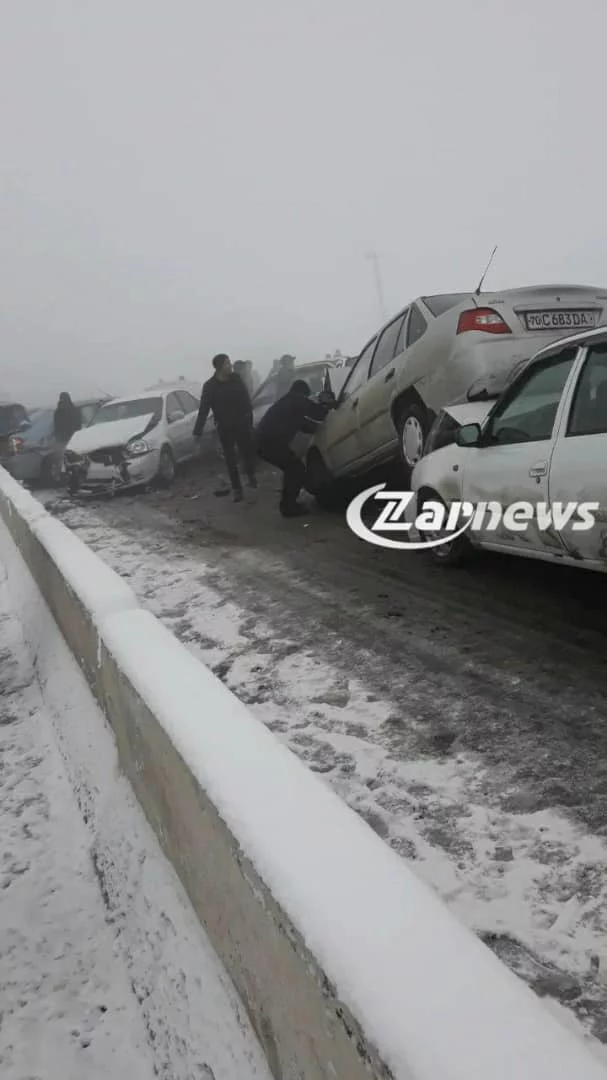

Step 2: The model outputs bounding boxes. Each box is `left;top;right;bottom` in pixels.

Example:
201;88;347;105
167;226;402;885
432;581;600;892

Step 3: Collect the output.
365;250;386;322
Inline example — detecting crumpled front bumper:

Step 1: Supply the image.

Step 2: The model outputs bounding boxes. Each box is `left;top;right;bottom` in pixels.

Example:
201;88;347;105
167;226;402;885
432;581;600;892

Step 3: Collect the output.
64;448;160;493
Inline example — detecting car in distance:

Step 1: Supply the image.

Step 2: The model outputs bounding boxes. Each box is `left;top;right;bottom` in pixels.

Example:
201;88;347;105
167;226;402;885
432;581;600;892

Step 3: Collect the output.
3;397;110;486
411;325;607;572
307;284;607;504
64;385;202;494
0;400;30;463
251;360;346;427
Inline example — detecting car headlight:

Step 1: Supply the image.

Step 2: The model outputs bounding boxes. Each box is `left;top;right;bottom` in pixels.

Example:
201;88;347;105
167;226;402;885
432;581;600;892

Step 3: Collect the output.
125;438;150;457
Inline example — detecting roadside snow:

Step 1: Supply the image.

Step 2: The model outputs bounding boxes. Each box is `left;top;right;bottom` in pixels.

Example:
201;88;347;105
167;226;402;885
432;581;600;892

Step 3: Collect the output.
0;535;272;1080
39;495;607;1053
0;564;155;1080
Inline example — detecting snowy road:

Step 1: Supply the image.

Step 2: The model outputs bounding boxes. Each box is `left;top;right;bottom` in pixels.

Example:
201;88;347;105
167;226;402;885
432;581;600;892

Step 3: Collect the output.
40;463;607;1052
0;542;272;1080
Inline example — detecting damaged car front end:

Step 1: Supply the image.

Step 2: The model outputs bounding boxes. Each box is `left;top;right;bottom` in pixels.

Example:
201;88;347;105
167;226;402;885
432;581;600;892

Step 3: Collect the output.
64;436;160;495
64;397;164;495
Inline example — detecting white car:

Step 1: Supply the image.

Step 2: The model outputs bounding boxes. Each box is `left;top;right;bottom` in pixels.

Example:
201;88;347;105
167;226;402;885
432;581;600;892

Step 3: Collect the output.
64;385;202;494
411;325;607;571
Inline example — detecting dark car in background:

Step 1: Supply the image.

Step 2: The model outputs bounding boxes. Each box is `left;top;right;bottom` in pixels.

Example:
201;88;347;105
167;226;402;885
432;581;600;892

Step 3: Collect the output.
0;400;30;452
3;396;110;486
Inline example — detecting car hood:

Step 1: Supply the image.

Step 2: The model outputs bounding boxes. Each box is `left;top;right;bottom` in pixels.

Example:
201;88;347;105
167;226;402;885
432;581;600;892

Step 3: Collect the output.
67;415;155;453
442;401;494;426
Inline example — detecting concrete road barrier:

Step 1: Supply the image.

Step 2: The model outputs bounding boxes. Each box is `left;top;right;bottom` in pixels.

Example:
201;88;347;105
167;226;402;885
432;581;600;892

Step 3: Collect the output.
1;467;605;1080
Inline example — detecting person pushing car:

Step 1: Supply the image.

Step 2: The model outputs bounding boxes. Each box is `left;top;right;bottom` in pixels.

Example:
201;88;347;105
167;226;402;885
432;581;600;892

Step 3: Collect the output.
255;379;332;518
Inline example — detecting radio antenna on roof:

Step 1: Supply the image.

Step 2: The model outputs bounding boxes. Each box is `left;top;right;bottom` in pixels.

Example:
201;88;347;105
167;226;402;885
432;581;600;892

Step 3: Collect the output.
474;245;498;296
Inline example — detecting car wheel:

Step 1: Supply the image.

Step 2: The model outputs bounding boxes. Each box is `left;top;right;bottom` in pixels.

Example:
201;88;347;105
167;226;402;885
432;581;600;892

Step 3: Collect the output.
41;454;63;487
396;402;428;480
157;445;175;487
416;491;472;567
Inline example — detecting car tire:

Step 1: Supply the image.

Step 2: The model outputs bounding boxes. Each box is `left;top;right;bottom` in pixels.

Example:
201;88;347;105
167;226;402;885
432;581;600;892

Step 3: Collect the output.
157;445;175;487
396;401;429;481
416;491;472;567
41;454;63;487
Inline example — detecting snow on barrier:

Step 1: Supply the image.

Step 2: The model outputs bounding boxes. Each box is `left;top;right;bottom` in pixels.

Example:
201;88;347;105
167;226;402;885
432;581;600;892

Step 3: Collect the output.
1;469;605;1080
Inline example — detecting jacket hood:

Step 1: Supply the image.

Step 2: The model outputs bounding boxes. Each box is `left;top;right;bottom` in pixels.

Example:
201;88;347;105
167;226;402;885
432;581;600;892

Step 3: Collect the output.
67;414;155;454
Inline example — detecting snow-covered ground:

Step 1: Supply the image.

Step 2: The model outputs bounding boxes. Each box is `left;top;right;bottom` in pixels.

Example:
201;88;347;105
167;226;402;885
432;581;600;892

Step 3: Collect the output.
39;493;607;1053
0;541;272;1080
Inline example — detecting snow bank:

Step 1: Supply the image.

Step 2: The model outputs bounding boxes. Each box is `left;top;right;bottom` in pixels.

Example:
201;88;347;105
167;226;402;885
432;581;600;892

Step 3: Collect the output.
0;467;137;625
1;469;605;1080
0;465;48;524
30;514;138;621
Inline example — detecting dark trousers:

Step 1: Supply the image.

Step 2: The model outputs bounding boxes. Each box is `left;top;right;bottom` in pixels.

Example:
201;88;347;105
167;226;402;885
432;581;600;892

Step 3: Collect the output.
218;423;256;491
257;442;306;512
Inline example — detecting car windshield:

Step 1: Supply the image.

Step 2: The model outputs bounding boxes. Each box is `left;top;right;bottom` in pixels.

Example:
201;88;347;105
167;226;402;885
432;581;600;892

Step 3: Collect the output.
80;402;103;426
0;404;28;436
91;397;162;424
298;367;327;395
21;408;54;442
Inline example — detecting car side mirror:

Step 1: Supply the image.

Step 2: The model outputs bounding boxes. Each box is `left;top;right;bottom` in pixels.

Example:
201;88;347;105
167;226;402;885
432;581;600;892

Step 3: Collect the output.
456;422;482;447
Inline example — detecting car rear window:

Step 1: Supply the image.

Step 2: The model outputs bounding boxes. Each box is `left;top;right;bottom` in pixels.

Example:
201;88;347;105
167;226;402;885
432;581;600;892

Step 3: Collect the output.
422;293;468;318
0;404;28;436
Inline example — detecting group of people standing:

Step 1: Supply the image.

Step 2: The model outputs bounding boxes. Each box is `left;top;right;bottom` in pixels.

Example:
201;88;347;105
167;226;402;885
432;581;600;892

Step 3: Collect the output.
194;353;332;518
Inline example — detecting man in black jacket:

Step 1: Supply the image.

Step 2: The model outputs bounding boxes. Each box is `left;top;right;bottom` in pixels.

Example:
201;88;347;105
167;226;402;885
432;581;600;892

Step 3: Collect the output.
256;379;331;518
194;354;257;501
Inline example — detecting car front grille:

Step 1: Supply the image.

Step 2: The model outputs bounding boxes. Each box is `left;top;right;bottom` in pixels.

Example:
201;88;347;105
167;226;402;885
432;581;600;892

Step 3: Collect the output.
87;446;125;465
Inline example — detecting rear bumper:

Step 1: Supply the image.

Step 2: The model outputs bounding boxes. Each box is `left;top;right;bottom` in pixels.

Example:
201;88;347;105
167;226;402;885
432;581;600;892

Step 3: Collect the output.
65;449;160;493
2;451;45;483
419;333;556;413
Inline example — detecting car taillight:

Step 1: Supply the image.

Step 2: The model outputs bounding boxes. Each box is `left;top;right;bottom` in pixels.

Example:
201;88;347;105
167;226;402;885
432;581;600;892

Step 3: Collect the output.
9;436;24;454
456;308;511;335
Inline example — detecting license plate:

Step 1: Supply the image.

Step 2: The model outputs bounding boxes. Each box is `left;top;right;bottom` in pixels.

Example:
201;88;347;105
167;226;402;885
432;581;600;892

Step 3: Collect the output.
524;309;598;332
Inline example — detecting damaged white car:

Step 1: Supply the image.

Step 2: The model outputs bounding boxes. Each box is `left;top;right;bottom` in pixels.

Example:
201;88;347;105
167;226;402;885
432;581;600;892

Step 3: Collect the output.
411;325;607;572
64;386;201;494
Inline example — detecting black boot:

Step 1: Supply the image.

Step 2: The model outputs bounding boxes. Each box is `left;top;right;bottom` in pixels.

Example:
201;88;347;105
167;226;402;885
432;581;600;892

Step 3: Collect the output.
279;501;308;518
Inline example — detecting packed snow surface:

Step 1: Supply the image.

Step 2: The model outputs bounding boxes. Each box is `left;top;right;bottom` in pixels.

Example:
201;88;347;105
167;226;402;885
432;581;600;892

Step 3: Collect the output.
0;529;272;1080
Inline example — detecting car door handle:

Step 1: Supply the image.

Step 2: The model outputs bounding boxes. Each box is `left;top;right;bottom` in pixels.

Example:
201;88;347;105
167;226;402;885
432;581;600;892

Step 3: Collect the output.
384;368;395;383
351;398;359;409
529;463;547;478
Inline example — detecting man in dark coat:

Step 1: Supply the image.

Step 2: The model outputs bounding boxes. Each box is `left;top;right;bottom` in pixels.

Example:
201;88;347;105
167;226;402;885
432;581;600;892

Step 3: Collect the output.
194;354;257;501
53;392;82;446
255;379;331;517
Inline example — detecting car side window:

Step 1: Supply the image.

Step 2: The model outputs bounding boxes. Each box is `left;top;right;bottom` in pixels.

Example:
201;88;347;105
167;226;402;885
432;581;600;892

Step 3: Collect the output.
393;308;411;357
166;392;183;423
406;304;428;348
486;348;577;446
176;390;198;414
340;340;376;401
369;316;405;378
567;345;607;437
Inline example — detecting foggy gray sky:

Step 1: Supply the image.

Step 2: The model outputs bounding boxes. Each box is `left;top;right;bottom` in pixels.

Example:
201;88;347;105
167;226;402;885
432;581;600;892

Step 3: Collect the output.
2;0;607;403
